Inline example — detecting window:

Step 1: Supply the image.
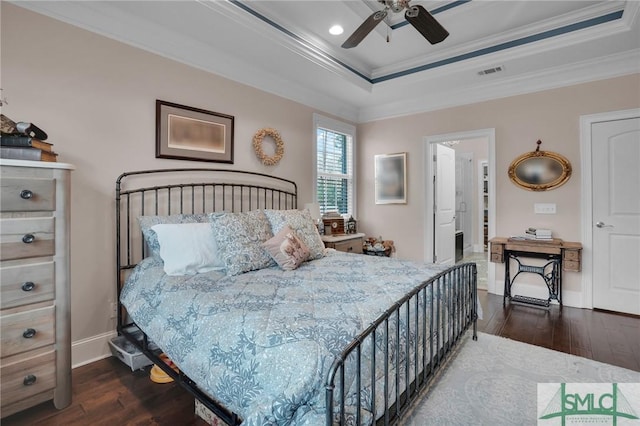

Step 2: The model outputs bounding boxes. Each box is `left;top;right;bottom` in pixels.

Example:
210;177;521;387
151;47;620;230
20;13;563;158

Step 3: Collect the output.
313;114;356;217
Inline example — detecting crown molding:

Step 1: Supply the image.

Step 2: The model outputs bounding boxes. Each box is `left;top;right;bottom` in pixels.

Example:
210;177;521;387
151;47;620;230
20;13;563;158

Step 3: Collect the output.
358;49;640;123
372;2;626;79
10;0;362;122
9;1;638;125
212;0;374;89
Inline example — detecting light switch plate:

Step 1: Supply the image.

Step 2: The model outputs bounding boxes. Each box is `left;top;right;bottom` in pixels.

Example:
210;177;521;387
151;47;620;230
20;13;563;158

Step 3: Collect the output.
534;203;556;214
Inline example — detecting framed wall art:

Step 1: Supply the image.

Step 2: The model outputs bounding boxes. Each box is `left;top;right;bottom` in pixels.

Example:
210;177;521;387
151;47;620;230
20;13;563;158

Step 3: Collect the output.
156;100;234;163
375;152;407;204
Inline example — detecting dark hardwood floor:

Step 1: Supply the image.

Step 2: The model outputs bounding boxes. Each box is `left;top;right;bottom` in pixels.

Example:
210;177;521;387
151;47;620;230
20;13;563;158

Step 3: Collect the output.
4;291;639;425
478;291;640;371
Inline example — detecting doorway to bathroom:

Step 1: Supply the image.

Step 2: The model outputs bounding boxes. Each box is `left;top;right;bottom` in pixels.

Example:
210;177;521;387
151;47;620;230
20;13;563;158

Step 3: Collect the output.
424;129;495;291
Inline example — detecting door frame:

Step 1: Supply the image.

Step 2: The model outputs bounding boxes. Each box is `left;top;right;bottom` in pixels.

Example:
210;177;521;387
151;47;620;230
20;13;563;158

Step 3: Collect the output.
579;108;640;309
423;128;497;293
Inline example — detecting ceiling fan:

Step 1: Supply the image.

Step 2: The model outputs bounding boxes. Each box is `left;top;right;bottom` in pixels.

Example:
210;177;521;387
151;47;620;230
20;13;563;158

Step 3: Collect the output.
342;0;449;49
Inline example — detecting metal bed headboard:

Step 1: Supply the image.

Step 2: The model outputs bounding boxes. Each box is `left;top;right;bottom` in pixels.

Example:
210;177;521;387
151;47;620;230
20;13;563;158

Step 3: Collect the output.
115;168;297;318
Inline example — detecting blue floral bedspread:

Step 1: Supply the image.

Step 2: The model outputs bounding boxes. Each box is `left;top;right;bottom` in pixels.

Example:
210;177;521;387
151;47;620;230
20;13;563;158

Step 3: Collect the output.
121;250;449;425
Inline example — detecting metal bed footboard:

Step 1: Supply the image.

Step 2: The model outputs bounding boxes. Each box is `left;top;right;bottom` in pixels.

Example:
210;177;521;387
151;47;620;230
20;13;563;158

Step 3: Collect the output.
116;168;298;426
326;263;478;426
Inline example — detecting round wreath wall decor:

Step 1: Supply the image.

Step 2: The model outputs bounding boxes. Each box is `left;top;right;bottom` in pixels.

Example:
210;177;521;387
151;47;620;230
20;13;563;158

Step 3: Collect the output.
253;127;284;166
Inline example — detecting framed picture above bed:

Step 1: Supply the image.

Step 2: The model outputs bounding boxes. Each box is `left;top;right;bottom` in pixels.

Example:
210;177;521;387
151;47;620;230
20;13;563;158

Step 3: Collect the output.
156;100;234;163
375;152;407;204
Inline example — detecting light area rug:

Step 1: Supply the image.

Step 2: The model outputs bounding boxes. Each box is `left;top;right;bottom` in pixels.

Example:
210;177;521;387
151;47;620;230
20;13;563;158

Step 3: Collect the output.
400;332;640;425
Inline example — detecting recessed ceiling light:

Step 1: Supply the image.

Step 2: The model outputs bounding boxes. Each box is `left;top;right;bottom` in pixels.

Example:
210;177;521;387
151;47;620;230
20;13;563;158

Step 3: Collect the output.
329;25;344;36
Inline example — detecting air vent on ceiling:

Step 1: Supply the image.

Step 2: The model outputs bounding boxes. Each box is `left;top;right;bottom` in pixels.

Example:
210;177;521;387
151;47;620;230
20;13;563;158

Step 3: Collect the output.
478;65;504;76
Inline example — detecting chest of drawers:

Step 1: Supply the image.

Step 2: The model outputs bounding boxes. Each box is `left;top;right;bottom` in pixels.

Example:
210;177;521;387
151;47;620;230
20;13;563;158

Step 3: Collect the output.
0;159;73;417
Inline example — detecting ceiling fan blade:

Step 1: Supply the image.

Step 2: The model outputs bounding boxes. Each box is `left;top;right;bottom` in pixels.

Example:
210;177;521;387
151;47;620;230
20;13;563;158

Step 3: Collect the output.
405;5;449;45
342;10;388;49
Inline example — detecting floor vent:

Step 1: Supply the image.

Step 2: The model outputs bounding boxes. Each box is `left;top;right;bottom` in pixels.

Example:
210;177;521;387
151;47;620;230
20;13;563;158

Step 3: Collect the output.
478;65;504;76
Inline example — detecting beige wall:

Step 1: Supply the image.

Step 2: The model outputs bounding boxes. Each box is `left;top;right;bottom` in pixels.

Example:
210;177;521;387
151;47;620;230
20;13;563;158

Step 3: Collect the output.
1;4;329;347
357;73;640;296
3;3;640;353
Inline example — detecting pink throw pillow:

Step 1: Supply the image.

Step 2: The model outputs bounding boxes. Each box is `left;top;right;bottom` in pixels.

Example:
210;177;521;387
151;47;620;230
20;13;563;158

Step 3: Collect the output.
263;225;311;271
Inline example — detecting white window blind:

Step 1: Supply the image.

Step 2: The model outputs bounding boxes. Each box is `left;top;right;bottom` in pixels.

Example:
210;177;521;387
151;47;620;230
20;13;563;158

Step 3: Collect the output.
316;126;354;216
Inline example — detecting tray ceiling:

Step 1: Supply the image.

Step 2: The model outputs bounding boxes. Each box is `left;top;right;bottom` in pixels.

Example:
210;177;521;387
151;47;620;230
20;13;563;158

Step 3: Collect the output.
13;0;640;122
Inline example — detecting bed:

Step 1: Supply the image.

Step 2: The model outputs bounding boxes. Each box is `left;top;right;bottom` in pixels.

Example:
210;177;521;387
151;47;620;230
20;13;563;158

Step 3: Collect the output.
115;168;478;426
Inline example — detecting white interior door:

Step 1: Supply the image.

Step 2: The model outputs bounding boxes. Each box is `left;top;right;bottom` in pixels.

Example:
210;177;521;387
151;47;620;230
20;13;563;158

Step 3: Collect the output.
592;117;640;315
456;153;473;253
434;144;456;265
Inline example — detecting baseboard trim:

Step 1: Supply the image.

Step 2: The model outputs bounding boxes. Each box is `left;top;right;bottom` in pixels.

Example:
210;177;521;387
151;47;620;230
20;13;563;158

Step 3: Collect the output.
72;330;116;369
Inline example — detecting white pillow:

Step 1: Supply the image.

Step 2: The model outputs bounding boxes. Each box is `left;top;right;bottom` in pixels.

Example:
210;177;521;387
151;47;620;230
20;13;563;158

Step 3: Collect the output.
151;223;225;276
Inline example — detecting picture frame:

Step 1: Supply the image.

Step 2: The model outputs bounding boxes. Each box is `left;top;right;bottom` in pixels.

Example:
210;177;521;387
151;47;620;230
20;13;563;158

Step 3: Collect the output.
375;152;407;204
156;100;234;163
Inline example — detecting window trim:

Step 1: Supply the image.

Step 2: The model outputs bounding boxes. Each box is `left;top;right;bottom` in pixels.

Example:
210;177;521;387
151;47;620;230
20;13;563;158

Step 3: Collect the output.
312;113;357;218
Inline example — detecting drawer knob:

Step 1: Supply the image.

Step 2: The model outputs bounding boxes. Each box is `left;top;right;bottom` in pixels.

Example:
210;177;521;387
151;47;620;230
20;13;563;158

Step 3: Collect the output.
20;189;33;200
23;374;37;386
22;281;36;292
23;328;37;339
22;234;35;244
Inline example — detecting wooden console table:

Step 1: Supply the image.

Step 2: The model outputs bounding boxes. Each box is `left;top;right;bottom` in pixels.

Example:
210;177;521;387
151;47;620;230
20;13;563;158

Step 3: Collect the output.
489;237;582;308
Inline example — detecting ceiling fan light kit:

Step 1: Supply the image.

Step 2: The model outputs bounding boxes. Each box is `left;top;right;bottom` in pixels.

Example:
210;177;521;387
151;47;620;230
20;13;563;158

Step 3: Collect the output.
342;0;449;49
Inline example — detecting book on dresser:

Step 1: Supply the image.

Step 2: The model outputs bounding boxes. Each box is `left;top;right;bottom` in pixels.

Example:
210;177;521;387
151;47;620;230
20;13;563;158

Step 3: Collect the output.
0;135;53;151
0;146;58;162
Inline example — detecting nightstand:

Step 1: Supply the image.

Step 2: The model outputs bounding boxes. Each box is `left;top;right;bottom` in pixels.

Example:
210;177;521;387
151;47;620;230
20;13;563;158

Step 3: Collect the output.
321;233;365;254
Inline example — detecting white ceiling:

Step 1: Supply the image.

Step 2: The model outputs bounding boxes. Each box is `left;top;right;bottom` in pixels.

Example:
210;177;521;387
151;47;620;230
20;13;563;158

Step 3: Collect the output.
13;1;640;122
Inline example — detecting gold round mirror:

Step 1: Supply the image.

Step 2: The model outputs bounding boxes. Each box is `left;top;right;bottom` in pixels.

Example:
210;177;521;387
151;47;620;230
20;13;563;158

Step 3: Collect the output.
508;140;571;191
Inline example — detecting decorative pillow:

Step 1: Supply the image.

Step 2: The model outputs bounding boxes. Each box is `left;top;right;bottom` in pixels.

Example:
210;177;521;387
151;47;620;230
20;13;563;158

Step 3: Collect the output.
138;214;209;257
263;209;325;260
209;210;275;276
263;225;311;271
151;223;225;276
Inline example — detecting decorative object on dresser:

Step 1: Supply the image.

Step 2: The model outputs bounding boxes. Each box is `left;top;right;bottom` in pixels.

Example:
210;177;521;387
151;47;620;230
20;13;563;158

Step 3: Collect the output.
1;115;58;162
321;232;365;254
345;215;357;234
321;211;345;235
363;236;395;257
155;100;234;164
0;159;73;417
1;114;49;140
